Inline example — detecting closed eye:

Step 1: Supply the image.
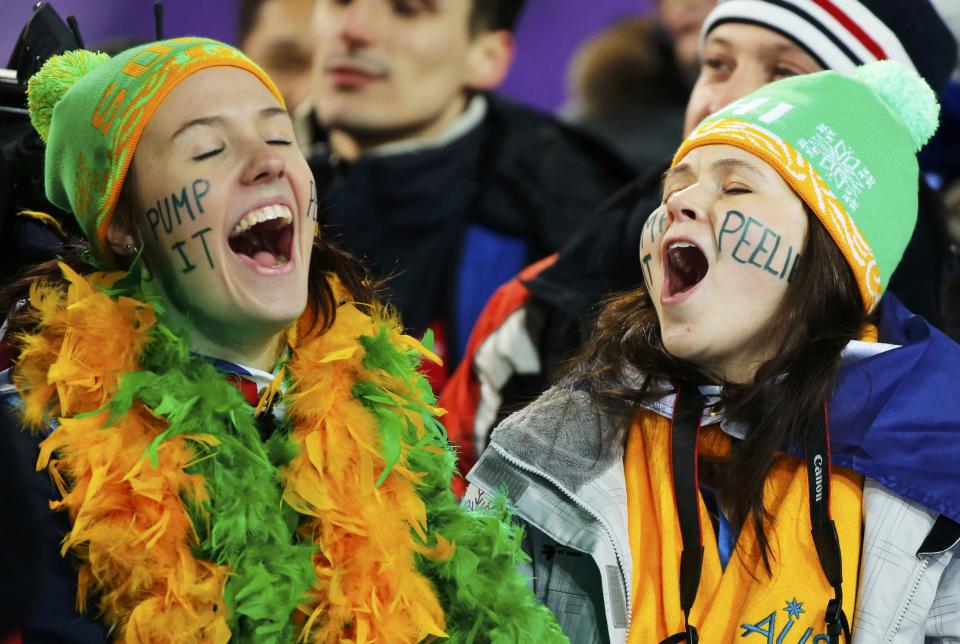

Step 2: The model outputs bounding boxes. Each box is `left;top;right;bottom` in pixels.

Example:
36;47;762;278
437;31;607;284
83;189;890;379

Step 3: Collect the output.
724;186;752;195
267;139;292;146
773;66;801;80
193;147;224;161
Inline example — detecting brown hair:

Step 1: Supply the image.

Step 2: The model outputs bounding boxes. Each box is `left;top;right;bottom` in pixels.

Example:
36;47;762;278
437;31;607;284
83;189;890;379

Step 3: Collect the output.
469;0;527;35
567;208;870;569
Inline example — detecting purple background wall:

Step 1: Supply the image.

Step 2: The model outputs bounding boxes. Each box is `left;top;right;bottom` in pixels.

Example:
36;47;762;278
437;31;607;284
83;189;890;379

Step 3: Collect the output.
2;0;652;112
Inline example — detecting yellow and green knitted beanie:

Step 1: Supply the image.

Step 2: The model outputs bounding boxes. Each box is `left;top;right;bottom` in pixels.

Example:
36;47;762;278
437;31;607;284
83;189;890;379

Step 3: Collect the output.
673;60;939;311
27;37;284;264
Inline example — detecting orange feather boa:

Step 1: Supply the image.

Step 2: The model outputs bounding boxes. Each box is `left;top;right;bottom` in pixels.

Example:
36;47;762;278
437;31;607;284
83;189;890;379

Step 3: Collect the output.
14;264;454;642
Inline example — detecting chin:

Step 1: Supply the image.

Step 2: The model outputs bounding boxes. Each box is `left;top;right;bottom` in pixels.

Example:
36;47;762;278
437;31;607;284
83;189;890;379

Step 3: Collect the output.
659;321;709;364
241;285;308;327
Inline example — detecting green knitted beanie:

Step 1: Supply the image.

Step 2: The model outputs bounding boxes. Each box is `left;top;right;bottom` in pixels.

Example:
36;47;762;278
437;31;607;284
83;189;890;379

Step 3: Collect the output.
673;60;939;311
27;38;284;263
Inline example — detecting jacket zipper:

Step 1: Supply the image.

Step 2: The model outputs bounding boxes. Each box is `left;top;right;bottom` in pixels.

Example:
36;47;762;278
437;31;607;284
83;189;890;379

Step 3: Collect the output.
884;555;929;643
489;443;634;640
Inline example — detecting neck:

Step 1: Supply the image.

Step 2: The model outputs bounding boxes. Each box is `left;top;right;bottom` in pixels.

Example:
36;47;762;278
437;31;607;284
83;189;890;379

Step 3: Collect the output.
329;93;472;160
150;282;288;372
189;327;287;373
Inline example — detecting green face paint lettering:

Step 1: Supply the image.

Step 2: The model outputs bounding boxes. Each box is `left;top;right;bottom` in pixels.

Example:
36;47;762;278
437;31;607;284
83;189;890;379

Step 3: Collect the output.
721;210;800;282
171;187;196;224
642;212;655;247
191;227;215;269
145;179;210;240
761;230;783;277
146;207;161;241
642;209;668;248
171;240;197;273
787;252;801;283
718;210;745;253
308;179;318;223
764;237;801;283
192;179;210;214
641;252;653;286
731;216;760;263
748;226;779;269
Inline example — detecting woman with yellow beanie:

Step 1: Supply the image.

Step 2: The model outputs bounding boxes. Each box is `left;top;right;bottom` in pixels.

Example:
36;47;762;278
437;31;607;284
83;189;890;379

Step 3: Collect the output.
0;38;565;643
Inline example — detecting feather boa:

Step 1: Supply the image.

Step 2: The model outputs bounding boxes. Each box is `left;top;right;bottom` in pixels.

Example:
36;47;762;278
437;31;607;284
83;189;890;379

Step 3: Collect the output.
14;263;567;643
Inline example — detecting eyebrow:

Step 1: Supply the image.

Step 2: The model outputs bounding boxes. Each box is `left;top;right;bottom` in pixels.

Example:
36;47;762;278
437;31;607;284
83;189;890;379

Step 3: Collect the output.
707;34;813;61
661;163;694;190
661;158;768;189
171;107;289;141
712;157;769;182
704;35;733;50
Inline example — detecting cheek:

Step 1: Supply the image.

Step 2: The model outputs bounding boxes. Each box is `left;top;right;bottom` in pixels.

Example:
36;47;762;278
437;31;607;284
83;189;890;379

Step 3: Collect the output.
290;157;319;232
715;210;804;286
402;32;469;84
136;177;223;275
638;208;670;288
683;82;712;134
312;12;340;45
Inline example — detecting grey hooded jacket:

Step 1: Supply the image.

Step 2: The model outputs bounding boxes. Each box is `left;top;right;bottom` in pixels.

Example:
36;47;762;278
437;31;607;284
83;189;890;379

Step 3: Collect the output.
464;384;960;644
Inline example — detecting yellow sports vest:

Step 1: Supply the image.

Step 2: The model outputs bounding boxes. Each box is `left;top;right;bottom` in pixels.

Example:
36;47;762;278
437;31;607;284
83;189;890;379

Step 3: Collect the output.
625;410;862;643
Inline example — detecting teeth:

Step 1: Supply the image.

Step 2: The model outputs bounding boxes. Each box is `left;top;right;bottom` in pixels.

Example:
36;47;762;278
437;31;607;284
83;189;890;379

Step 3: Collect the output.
276;255;288;265
230;204;292;237
669;241;695;250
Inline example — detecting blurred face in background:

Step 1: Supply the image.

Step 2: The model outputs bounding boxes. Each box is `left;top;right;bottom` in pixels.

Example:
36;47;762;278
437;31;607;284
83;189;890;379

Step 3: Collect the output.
241;0;317;112
657;0;716;82
683;22;822;135
310;0;513;150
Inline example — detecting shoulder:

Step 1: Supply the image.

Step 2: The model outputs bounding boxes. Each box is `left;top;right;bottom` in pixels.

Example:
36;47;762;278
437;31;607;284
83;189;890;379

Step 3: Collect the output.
489;384;626;480
483;94;635;184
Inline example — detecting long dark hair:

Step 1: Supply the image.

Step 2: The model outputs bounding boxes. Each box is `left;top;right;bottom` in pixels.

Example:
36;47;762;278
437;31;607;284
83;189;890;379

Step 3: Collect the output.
568;209;870;569
0;235;376;348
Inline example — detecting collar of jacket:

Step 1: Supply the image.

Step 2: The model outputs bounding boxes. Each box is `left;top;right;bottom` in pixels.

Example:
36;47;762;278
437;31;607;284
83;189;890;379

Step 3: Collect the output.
636;339;899;441
475;293;960;524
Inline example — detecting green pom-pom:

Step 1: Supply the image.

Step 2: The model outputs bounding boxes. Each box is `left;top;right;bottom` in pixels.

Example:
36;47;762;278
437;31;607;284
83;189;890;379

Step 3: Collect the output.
851;60;940;151
27;49;110;142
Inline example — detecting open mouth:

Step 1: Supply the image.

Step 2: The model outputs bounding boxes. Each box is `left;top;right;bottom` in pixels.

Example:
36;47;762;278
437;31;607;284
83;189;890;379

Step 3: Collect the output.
228;204;294;269
663;240;709;300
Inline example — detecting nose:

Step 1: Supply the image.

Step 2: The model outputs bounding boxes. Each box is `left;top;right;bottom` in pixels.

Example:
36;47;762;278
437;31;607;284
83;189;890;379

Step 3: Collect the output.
339;0;377;48
240;140;286;186
665;184;707;225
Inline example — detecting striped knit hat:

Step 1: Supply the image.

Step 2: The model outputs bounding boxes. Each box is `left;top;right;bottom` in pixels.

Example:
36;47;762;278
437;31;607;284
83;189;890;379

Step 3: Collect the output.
673;61;939;311
700;0;958;95
26;38;283;263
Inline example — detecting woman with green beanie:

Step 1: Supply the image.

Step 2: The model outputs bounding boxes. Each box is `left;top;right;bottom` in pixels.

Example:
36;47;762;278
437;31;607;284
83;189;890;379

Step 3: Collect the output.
0;38;565;643
465;61;960;643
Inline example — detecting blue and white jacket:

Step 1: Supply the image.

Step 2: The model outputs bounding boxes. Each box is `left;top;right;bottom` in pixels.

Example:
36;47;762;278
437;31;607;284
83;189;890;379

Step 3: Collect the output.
464;296;960;644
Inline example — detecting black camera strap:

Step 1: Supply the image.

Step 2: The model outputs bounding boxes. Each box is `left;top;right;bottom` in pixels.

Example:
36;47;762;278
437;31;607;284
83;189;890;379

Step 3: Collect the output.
661;388;849;644
660;383;705;644
806;403;850;644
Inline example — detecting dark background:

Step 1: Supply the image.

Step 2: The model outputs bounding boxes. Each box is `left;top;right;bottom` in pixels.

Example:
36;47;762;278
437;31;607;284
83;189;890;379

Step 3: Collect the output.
1;0;654;112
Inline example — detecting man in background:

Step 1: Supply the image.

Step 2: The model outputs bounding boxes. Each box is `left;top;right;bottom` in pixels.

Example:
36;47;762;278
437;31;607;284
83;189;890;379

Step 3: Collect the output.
657;0;716;83
307;0;634;387
238;0;316;112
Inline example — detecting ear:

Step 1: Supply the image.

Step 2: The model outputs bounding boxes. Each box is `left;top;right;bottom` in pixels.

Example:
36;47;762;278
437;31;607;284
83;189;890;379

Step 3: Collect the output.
464;30;515;91
105;194;141;258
